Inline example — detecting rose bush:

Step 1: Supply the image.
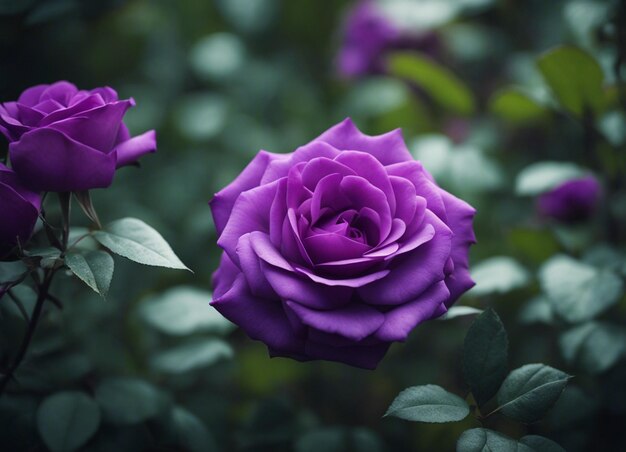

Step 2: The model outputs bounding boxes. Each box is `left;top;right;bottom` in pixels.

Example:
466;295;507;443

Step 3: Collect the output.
0;163;41;255
0;81;156;192
210;119;476;368
538;176;601;223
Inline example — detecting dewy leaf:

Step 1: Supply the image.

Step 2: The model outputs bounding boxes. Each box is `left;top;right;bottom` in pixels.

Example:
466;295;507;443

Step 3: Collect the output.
93;218;189;270
0;260;28;285
168;406;219;452
559;322;626;374
539;255;624;323
520;435;566;452
95;377;169;425
387;51;475;115
496;364;570;424
151;338;233;374
384;384;469;423
537;45;604;116
462;308;509;407
515;161;587;196
140;286;235;336
438;305;483;320
36;391;101;452
456;428;534;452
470;256;530;296
490;88;549;124
65;250;114;298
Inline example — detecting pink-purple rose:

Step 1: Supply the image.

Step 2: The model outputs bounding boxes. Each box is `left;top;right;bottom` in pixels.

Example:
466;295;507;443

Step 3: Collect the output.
0;163;41;255
0;81;157;192
210;119;476;369
538;176;601;223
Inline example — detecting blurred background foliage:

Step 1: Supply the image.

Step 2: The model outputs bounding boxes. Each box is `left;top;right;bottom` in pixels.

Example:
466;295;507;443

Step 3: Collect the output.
1;0;626;450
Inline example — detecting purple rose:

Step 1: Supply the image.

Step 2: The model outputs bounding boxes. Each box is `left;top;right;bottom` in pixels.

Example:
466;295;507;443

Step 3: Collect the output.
0;163;41;255
538;176;601;223
0;81;157;192
209;119;476;369
337;0;440;78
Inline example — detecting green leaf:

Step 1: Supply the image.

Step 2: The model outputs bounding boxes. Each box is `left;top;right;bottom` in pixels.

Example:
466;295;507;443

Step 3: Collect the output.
520;435;566;452
462;308;509;407
518;296;554;326
0;260;28;285
387;51;475;115
490;88;549;124
65;251;114;298
496;364;570;423
438;306;483;320
384;384;469;423
515;161;587;196
559;322;626;374
93;218;189;270
140;286;234;336
95;378;169;425
470;256;530;296
36;391;101;452
457;428;533;452
151;339;233;374
539;255;624;323
537;46;604;116
168;406;218;452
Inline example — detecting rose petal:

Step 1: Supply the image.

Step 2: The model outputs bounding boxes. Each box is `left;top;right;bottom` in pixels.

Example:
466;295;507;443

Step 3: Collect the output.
316;118;412;165
285;300;385;341
114;130;157;167
38;93;107;127
236;233;277;299
303;339;390;369
261;140;341;184
9;127;117;191
212;253;240;299
375;281;450;342
210;150;286;235
386;161;446;221
303;232;371;264
301;157;357;191
17;84;49;107
295;265;390;288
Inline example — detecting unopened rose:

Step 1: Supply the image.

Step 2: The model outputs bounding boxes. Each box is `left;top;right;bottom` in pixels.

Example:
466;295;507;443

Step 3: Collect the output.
210;119;476;369
0;81;156;192
0;163;41;255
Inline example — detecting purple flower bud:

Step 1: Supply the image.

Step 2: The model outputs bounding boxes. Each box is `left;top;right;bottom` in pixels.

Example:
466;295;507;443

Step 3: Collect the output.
538;176;601;223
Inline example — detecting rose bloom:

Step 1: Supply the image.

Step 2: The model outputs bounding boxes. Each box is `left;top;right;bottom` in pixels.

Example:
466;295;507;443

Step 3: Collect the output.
210;119;476;368
337;0;439;78
538;176;601;223
0;163;41;255
0;81;156;192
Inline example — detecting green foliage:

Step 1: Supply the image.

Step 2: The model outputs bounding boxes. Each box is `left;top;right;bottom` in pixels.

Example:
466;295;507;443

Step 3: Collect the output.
95;378;170;425
462;309;508;407
496;364;570;424
151;338;233;373
457;429;533;452
36;392;101;452
470;257;530;296
490;88;549;124
515;161;587;196
385;384;470;423
296;427;385;452
93;218;189;270
539;255;624;323
387;52;475;115
537;46;605;116
65;250;114;298
559;322;626;374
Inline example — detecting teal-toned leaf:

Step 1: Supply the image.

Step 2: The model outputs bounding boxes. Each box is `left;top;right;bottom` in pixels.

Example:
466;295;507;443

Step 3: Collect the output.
471;256;530;296
25;247;62;269
520;435;566;452
65;251;114;298
93;218;189;270
384;384;469;423
0;260;28;285
490;88;549;124
559;322;626;374
36;392;101;452
95;378;169;425
456;428;533;452
515;161;587;196
140;286;234;336
463;308;509;407
387;52;475;115
539;255;624;323
151;339;233;374
518;296;554;325
496;364;570;423
537;46;604;116
168;406;218;452
438;306;483;320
